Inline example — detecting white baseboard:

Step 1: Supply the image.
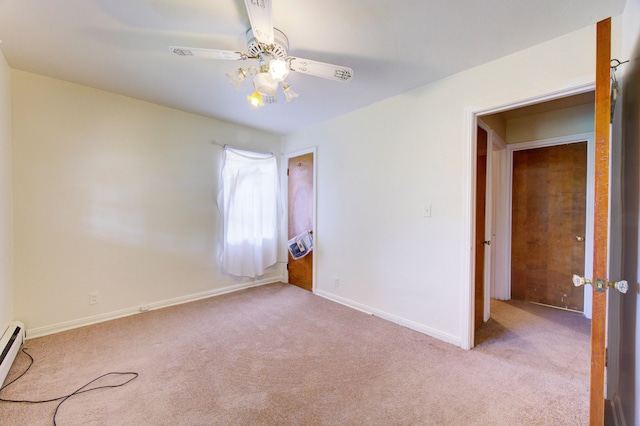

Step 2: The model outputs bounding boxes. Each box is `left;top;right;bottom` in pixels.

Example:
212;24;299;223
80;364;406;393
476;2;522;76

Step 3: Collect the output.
610;394;627;426
314;289;461;347
26;277;284;339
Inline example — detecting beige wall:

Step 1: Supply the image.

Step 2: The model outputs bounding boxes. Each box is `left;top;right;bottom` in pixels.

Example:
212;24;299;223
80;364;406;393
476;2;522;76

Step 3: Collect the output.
11;71;283;335
506;104;594;144
0;50;13;332
478;115;506;141
283;23;606;346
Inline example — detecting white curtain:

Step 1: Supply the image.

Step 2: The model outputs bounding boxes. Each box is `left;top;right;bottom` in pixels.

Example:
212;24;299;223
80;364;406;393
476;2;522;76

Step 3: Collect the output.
217;146;279;277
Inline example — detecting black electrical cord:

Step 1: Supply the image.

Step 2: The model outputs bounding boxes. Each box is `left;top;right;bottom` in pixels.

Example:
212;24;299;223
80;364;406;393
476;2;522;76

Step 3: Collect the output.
0;348;138;426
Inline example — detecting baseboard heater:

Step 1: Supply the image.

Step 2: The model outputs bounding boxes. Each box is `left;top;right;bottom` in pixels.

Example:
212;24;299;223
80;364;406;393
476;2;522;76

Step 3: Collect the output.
0;321;25;387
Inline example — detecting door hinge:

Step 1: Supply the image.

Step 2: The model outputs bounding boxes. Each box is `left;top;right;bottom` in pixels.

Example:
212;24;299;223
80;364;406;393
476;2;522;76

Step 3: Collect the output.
286;263;289;270
287;168;290;176
605;347;608;367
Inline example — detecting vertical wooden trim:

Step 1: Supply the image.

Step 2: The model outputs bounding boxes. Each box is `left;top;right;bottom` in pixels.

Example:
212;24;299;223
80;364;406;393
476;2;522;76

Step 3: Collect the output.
590;17;611;426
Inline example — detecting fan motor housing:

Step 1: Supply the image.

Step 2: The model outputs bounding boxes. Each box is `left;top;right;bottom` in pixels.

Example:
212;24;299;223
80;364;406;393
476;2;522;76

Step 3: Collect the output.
246;28;289;58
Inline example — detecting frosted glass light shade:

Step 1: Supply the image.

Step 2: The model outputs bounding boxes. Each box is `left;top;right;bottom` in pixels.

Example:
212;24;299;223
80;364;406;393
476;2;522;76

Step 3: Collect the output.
268;58;289;82
282;83;299;103
253;72;277;97
226;68;247;89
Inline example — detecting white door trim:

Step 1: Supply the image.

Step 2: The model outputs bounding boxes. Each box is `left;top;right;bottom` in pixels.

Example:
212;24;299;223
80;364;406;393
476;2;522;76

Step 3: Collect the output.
476;119;494;323
490;130;509;301
462;82;595;350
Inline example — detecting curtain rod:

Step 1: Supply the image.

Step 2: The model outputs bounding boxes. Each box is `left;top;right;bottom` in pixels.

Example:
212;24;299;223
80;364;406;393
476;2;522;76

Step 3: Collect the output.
212;140;273;156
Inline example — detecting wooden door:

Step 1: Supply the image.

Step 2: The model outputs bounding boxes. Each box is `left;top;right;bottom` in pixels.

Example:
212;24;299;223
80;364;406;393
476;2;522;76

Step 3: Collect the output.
590;18;612;425
474;127;488;330
288;153;313;291
511;142;587;311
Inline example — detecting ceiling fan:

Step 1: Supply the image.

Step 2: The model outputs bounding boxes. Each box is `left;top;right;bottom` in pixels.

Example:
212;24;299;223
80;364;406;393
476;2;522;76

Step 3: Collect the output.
169;0;354;108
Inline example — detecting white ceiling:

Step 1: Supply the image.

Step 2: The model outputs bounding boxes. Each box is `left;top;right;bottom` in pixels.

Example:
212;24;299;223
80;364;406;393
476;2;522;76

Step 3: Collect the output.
0;0;626;135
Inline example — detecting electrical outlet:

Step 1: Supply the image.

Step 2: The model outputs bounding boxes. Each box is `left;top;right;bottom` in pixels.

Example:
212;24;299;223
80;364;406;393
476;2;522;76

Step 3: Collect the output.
334;278;340;287
423;203;432;217
89;292;99;305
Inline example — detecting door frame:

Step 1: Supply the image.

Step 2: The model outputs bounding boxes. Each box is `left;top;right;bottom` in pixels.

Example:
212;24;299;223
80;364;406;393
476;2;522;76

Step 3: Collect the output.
462;82;595;349
474;123;490;328
284;147;317;292
488;128;509;302
476;119;508;322
506;133;595;317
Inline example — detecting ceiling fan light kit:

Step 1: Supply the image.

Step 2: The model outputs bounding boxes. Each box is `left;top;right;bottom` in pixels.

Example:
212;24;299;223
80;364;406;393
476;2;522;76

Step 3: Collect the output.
252;70;278;97
281;83;299;103
225;68;247;89
268;57;289;82
170;0;353;109
247;91;265;108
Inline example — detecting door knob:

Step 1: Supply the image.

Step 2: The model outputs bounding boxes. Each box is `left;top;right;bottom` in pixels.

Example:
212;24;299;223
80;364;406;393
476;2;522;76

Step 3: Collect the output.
572;274;628;293
572;275;591;287
611;280;629;293
575;235;585;242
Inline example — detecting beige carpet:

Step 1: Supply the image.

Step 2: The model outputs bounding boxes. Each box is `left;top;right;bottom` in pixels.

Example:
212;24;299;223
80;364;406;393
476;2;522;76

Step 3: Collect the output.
1;283;590;425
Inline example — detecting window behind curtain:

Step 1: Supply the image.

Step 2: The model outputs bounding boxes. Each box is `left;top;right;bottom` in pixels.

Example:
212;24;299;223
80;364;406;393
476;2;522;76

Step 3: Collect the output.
217;146;278;277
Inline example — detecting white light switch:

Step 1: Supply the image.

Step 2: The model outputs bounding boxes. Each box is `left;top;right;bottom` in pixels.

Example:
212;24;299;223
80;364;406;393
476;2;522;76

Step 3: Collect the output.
423;204;432;217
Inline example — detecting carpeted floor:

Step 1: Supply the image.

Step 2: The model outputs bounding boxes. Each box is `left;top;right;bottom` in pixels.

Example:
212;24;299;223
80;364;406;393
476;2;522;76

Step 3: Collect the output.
0;282;591;425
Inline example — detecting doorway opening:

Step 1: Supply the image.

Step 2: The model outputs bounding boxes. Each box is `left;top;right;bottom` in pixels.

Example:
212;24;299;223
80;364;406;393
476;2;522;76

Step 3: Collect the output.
467;88;596;349
509;137;593;312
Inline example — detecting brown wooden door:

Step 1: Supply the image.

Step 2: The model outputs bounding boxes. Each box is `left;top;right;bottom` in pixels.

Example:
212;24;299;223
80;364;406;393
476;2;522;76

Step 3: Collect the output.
590;18;612;425
288;153;313;291
511;142;587;311
474;127;488;330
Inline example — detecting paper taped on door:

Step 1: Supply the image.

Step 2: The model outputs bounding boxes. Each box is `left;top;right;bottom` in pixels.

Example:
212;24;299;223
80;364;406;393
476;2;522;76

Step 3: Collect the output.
288;230;313;259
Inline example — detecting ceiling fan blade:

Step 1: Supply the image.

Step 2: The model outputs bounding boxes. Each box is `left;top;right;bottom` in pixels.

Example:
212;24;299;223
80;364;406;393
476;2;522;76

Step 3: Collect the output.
169;46;247;61
243;0;274;45
288;57;354;82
